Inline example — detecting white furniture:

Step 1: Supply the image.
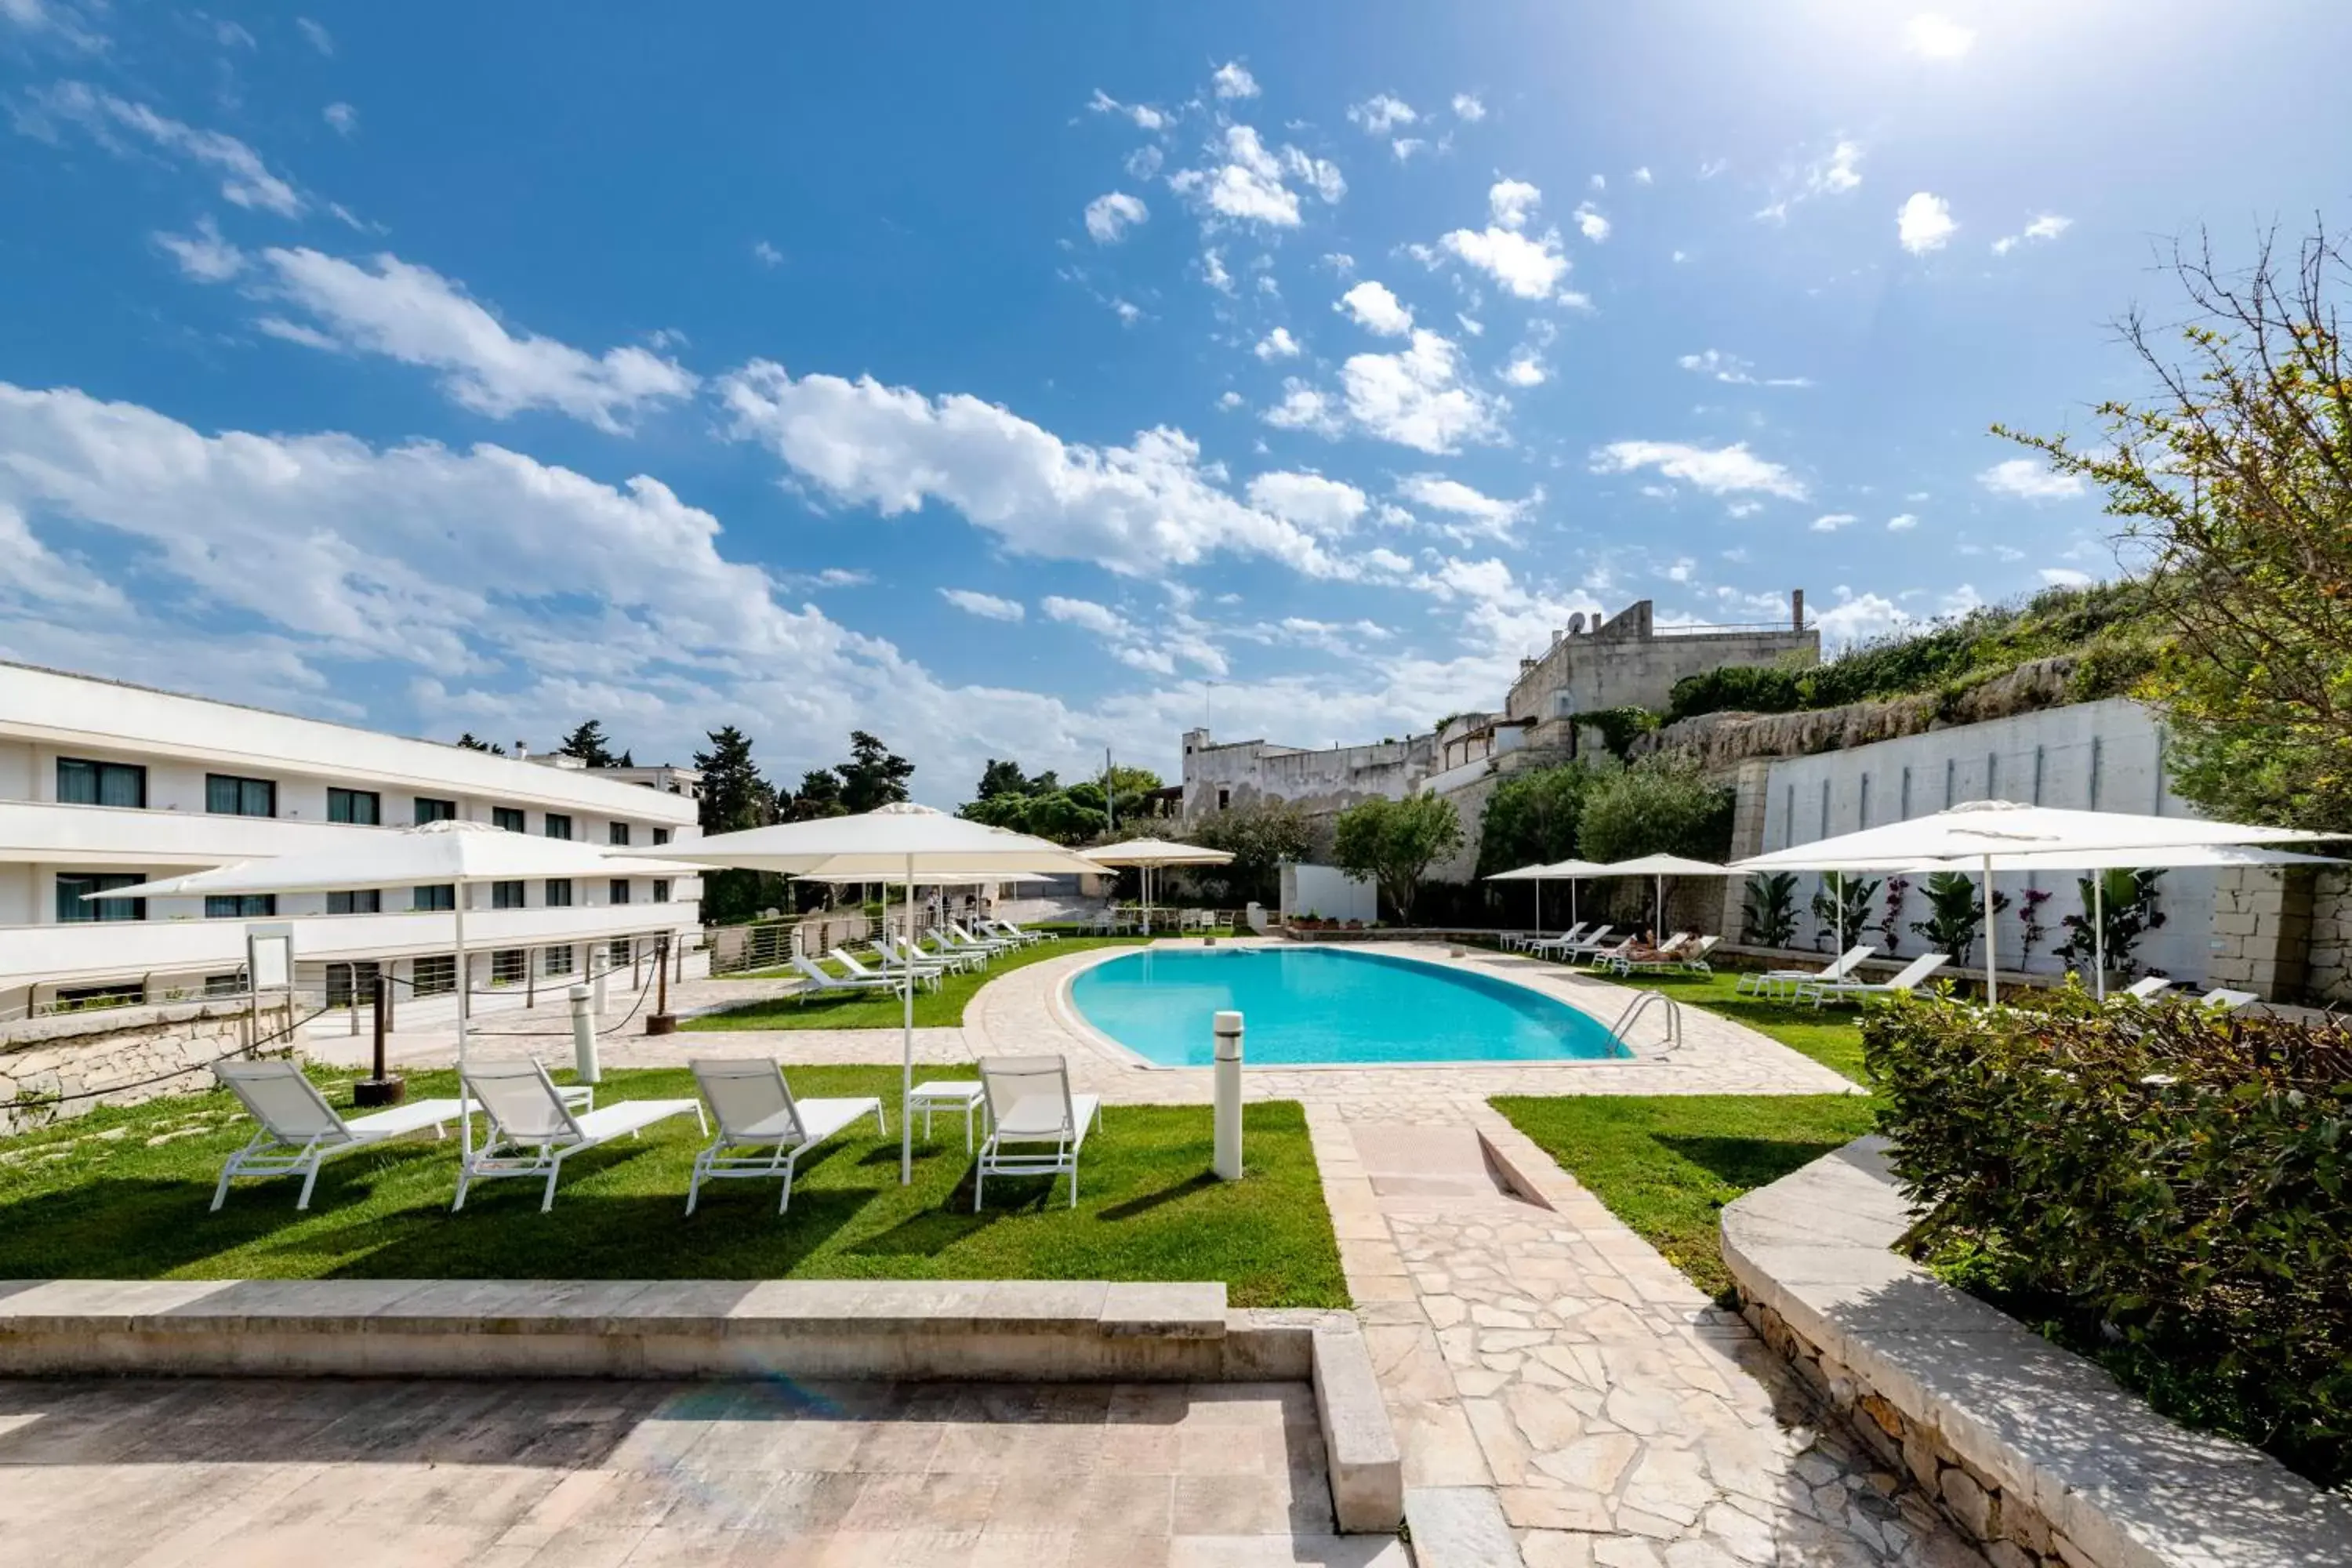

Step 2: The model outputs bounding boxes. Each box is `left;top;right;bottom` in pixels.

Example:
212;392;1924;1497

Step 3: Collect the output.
791;953;898;997
831;948;938;992
975;1055;1101;1210
685;1059;885;1214
1738;944;1877;1000
2119;975;2174;1002
891;933;978;974
1798;953;1951;1007
2201;987;2259;1011
1601;933;1698;975
947;920;1017;953
455;1058;704;1213
1513;923;1587;956
209;1060;468;1212
908;1079;989;1152
981;919;1045;946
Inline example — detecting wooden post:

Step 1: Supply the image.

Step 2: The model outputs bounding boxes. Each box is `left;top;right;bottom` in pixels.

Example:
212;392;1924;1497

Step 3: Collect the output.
647;933;677;1034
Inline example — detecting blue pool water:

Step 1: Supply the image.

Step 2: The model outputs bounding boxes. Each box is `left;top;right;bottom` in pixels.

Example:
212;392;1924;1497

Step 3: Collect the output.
1069;946;1627;1067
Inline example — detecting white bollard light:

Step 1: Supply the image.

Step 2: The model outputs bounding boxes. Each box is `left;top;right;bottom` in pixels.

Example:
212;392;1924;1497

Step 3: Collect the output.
591;967;609;1018
568;983;601;1084
1213;1009;1244;1181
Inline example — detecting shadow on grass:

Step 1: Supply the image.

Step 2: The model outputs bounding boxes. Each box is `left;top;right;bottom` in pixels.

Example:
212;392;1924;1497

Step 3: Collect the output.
1096;1171;1219;1222
1652;1131;1857;1191
843;1197;1007;1258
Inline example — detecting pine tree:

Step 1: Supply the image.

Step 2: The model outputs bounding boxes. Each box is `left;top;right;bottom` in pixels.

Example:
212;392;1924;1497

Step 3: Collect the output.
691;725;775;835
836;731;914;814
557;720;620;768
454;732;506;754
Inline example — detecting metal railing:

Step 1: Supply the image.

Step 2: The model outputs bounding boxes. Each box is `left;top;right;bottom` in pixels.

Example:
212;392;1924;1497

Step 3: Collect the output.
1606;989;1682;1052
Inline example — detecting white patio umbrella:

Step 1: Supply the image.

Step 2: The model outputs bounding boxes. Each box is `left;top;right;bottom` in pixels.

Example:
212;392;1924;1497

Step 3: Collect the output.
87;818;705;1164
1730;800;2331;1003
659;803;1102;1182
1595;854;1737;946
1485;858;1610;934
1080;838;1234;933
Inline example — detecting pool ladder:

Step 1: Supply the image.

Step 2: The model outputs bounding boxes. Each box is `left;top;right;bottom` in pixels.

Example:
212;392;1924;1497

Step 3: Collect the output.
1607;989;1682;1053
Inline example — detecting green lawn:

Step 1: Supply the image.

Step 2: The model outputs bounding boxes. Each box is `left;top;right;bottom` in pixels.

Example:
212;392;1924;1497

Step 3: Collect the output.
0;1065;1345;1308
1599;967;1871;1084
695;936;1145;1031
1492;1093;1881;1301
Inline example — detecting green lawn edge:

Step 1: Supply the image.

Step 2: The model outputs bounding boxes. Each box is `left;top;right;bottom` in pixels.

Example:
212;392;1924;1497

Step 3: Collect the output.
688;936;1146;1031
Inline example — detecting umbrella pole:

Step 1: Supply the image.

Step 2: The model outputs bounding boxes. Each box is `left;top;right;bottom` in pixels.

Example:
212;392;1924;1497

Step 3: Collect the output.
1835;870;1844;956
1653;874;1663;943
2093;874;2106;1001
1982;854;1998;1007
902;854;915;1186
455;895;471;1163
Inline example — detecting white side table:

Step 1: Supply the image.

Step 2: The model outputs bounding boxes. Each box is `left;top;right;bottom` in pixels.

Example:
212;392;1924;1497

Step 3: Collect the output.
908;1080;988;1151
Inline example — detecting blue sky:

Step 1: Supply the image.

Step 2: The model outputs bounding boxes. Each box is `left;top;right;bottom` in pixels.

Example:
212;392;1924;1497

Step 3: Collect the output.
3;2;2347;804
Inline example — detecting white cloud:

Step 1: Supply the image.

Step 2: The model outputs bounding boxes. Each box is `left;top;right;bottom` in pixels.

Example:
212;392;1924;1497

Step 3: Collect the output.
1168;124;1343;228
153;216;245;282
1441;224;1570;301
0;0;105;49
752;239;784;268
1591;440;1806;499
1810;513;1858;532
1216;390;1244;410
720;361;1347;579
1501;350;1548;387
1675;349;1810;388
1571;201;1610;242
1487;177;1541;230
1814;592;1907;649
230;249;699;432
1210;61;1259;100
1886;513;1920;532
1124;144;1163;181
1200;247;1235;294
1904;13;1975;59
1042;595;1123;636
1977;458;2085;501
1087;89;1169;132
1247;471;1369;535
1261;379;1344;438
1896;192;1957;254
2038;567;2094;588
1083;190;1149;244
1337;279;1414;336
1632;165;1653;185
27;82;303;216
1396;474;1533;543
940;588;1025;622
1450;93;1486;122
1347;94;1417;134
1253;326;1302;361
1109;298;1142;326
1391;137;1427;162
1341;331;1506;454
1756;139;1863;221
295;16;332;54
322;101;358;137
1320;252;1356;275
1991;212;2071;255
1456;314;1484;337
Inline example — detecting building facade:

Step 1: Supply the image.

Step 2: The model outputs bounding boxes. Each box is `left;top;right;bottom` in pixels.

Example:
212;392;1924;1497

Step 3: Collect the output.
0;661;703;1018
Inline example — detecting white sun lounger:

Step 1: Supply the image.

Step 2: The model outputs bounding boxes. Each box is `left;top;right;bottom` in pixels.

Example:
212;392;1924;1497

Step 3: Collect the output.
831;948;939;992
975;1055;1102;1211
685;1059;886;1214
2118;975;2174;1002
949;920;1018;953
791;953;899;999
455;1059;703;1213
1798;952;1951;1007
2201;987;2259;1012
1540;925;1613;961
891;933;980;975
982;919;1047;946
209;1060;468;1212
1512;923;1587;956
1602;933;1700;975
1737;944;1878;1000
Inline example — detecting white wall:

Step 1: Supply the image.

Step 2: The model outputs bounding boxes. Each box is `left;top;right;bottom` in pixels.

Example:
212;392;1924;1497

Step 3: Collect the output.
1758;699;2219;982
1280;863;1379;924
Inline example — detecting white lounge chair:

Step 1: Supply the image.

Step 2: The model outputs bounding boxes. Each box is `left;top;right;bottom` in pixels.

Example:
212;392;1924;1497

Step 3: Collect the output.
831;948;939;992
790;953;898;1000
1539;924;1613;961
1602;933;1704;975
2118;975;2174;1002
1513;923;1587;956
1738;944;1877;1000
891;933;979;975
953;920;1018;951
1584;935;1645;971
1674;934;1722;974
209;1060;468;1212
975;1055;1102;1211
455;1059;704;1213
942;922;1011;956
685;1059;886;1214
1798;953;1951;1007
2201;988;2258;1012
982;918;1047;946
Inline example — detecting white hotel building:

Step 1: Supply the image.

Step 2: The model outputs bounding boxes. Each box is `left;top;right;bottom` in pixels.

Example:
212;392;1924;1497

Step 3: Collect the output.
0;661;704;1020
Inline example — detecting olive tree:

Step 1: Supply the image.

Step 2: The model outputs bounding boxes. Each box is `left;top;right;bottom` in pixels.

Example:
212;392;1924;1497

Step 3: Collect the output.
1331;793;1463;922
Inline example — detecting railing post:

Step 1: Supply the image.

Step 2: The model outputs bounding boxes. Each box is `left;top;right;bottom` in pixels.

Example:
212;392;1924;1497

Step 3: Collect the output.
1214;1010;1244;1181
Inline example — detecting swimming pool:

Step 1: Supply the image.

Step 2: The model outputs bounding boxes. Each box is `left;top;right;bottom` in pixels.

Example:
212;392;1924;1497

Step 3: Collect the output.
1067;946;1628;1067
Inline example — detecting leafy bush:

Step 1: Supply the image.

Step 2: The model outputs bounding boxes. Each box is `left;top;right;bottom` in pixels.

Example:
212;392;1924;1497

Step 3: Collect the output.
1808;873;1879;953
2053;867;2166;975
1668;665;1805;722
1740;872;1800;947
1181;800;1316;906
1475;763;1596;878
1579;706;1660;760
1577;756;1733;864
1864;991;2352;1485
1907;869;2008;968
1332;793;1463;921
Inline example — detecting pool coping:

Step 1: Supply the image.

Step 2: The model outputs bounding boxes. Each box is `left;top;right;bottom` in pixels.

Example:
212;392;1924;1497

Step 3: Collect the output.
1050;938;1668;1073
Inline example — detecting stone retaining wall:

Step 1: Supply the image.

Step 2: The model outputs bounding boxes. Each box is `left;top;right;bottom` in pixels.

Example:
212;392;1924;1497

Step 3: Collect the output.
2304;868;2352;1005
0;999;300;1135
1722;1138;2352;1568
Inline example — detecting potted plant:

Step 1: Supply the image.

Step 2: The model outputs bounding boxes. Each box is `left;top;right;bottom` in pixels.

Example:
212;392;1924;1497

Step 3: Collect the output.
2056;868;2166;984
1908;870;2009;970
1740;872;1800;949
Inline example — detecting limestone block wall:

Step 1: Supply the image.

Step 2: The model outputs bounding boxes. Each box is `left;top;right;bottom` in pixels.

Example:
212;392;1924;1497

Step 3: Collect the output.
2303;869;2352;1004
0;1000;300;1134
2203;866;2314;998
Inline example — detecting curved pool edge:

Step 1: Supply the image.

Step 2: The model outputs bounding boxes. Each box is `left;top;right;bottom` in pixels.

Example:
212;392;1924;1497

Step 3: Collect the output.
1051;938;1666;1072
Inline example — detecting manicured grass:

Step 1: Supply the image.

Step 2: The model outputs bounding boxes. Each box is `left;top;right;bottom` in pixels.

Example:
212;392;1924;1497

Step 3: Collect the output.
0;1065;1346;1308
1599;967;1871;1084
695;936;1145;1031
1491;1093;1880;1301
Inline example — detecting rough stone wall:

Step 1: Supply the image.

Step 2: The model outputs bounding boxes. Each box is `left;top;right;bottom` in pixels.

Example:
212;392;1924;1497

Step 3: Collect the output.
2307;869;2352;1004
2205;865;2314;999
1505;601;1817;723
0;1000;301;1135
1743;1296;2082;1568
1180;732;1440;822
1719;759;1773;938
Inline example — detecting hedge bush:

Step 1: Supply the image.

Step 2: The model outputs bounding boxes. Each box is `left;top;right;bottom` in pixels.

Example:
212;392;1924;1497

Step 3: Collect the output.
1863;989;2352;1485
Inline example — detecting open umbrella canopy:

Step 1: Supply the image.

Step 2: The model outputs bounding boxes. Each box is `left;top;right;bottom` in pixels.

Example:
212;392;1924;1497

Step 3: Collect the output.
87;818;704;899
1731;800;2325;873
1597;854;1733;877
662;802;1102;878
1483;862;1556;882
1079;837;1235;868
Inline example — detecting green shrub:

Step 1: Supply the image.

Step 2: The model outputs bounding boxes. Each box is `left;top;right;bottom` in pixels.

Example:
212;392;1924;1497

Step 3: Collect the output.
1577;755;1732;864
1581;706;1658;760
1740;872;1800;947
1668;665;1805;722
1864;991;2352;1486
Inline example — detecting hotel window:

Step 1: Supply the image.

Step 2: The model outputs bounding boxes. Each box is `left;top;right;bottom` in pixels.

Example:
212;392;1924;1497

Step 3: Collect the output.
412;884;456;912
652;826;671;846
328;788;382;826
545;878;574;907
205;895;277;919
56;873;144;924
413;797;457;825
609;879;632;905
543;944;575;977
608;938;633;969
411;955;457;996
205;971;248;998
652;879;673;903
608;822;630;847
327;890;382;915
56;758;147;809
492;880;526;909
492;806;526;833
544;814;573;840
53;983;145;1011
325;962;380;1008
206;774;276;817
491;949;528;985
